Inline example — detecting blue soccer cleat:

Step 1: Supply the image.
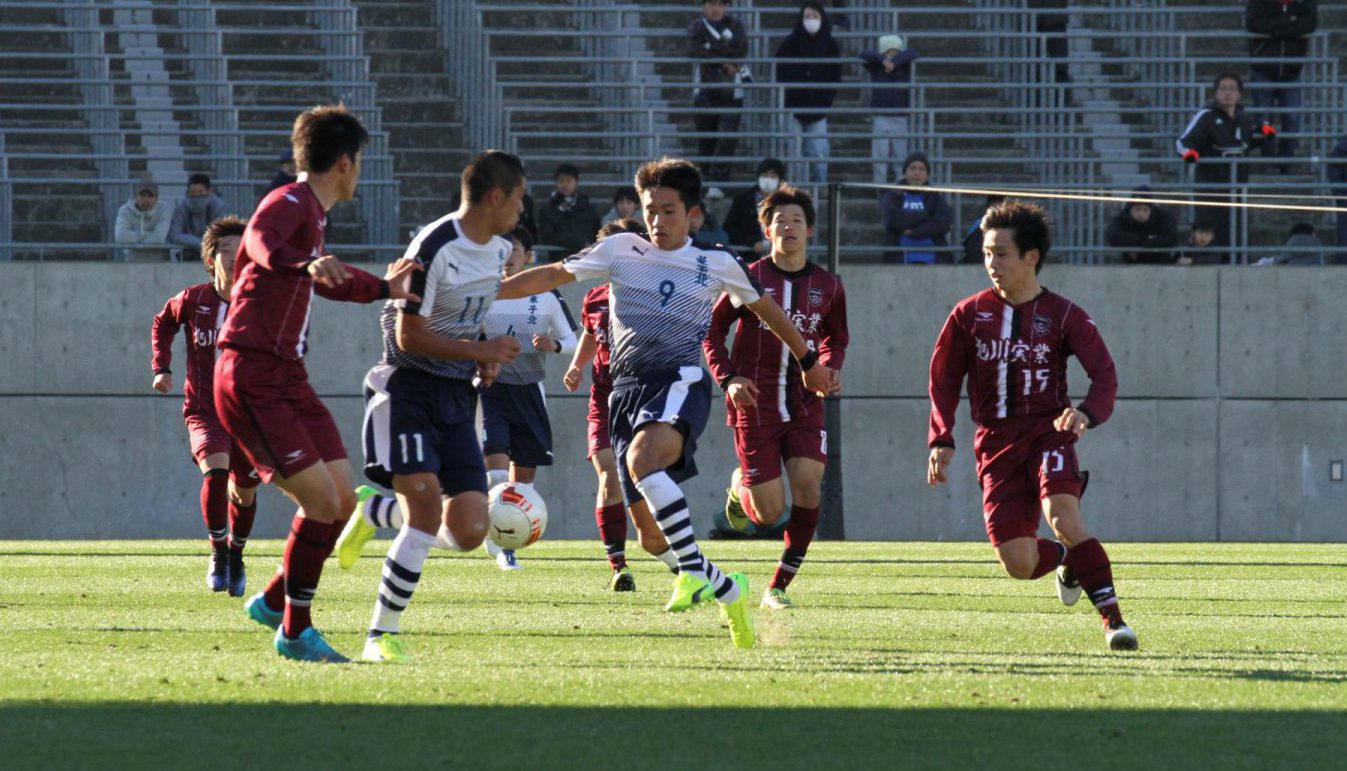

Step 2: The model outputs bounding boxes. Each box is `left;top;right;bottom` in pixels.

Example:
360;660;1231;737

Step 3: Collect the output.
274;626;350;663
227;553;246;598
207;552;230;593
244;591;283;630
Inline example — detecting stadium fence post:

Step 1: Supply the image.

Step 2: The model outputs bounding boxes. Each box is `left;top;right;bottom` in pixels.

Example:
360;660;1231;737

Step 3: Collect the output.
819;183;845;540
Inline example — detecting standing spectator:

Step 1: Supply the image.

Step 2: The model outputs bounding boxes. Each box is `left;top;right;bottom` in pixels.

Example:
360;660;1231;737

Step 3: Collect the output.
1326;134;1347;264
1104;187;1180;264
537;163;602;260
688;0;750;182
169;173;230;263
263;148;298;197
725;158;786;259
860;34;918;185
114;176;173;261
1177;218;1221;266
602;186;640;226
1176;73;1275;260
879;152;951;264
1245;0;1317;164
774;2;841;186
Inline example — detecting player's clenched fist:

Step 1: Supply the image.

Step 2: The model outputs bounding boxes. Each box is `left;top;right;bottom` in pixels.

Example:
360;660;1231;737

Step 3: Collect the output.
726;376;759;409
476;335;521;365
563;365;583;392
802;363;835;397
152;373;172;393
927;446;953;486
1053;407;1089;438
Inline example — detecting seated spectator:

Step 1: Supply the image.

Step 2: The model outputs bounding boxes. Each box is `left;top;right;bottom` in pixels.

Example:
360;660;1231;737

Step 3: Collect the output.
263;148;298;196
775;1;842;185
879;152;951;264
1328;133;1347;264
601;186;640;226
537;163;601;259
1264;222;1325;265
169;173;229;263
114;176;173;262
1105;186;1180;264
860;33;918;185
1177;218;1221;265
725;157;786;258
690;203;731;250
961;194;1005;264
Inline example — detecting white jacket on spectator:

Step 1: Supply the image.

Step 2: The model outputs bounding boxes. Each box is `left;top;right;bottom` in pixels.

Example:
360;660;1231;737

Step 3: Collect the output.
114;196;173;261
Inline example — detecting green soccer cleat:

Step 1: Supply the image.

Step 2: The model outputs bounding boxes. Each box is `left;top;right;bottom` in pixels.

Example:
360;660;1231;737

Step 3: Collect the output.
244;591;283;630
723;468;751;532
664;571;712;613
362;632;410;663
336;486;381;570
274;626;349;663
720;573;756;649
609;567;636;592
760;587;795;610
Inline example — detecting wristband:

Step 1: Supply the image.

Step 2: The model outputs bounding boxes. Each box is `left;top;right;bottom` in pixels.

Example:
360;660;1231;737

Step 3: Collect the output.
797;349;818;371
378;279;391;300
554;340;562;354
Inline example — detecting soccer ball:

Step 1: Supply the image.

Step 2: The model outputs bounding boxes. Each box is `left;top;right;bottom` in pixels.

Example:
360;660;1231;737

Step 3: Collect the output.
487;482;548;550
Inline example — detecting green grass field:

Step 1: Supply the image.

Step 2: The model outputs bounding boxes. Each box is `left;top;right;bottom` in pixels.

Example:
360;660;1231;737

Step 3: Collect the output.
1;540;1343;769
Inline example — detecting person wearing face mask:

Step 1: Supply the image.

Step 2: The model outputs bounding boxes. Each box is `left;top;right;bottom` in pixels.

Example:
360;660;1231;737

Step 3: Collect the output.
725;157;786;259
879;152;951;264
774;2;841;186
169;173;231;262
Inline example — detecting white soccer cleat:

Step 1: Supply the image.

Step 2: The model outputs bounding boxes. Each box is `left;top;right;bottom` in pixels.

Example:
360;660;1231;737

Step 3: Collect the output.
1056;564;1082;606
1105;620;1139;651
484;538;521;571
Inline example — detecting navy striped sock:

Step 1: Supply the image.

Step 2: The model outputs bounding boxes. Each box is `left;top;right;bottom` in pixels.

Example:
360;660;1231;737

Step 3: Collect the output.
368;527;435;636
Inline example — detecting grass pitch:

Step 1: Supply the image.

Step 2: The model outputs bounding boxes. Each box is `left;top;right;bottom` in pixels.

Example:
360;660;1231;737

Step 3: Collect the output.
1;540;1343;770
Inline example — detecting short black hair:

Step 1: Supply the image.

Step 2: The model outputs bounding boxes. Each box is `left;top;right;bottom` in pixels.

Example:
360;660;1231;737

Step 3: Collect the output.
1289;221;1316;237
612;185;639;205
1192;217;1217;233
1212;72;1243;94
509;225;535;253
555;163;580;181
462;150;526;206
596;218;647;240
756;157;787;178
634;156;702;211
187;173;211;189
979;200;1052;274
291;104;369;174
200;215;246;275
757;183;816;228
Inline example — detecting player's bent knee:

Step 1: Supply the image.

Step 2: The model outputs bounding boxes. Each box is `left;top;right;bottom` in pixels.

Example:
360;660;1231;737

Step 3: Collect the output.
444;492;489;550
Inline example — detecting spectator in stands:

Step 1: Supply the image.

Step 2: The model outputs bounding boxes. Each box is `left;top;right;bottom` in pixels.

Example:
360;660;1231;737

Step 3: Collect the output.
1326;134;1347;264
961;194;1005;264
1177;218;1221;266
537;163;601;259
725;157;786;258
690;202;731;249
168;173;229;263
860;34;918;186
1105;186;1180;264
688;0;750;182
1028;0;1070;84
775;2;842;186
1255;222;1325;266
601;186;640;227
1245;0;1317;165
114;176;173;262
1176;73;1274;260
263;148;298;196
879;152;951;264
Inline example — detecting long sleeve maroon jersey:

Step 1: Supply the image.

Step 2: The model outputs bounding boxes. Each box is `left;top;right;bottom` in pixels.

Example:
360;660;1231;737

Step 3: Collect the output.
580;283;613;391
704;259;848;427
217;182;386;360
151;282;227;419
928;288;1118;448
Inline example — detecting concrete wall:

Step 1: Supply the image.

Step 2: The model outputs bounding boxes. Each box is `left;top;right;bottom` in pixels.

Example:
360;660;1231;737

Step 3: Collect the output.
3;263;1346;541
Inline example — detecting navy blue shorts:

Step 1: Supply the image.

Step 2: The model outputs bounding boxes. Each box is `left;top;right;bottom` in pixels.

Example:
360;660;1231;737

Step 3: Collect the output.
361;364;487;496
610;367;712;505
479;382;554;468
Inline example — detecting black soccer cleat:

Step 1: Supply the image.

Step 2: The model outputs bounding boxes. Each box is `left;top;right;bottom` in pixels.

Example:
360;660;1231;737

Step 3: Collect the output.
1105;619;1139;651
609;567;636;592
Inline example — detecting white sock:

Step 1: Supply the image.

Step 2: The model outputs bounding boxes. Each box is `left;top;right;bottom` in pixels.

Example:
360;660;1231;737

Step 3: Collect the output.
634;471;737;604
368;526;435;636
652;547;680;573
363;493;403;530
487;469;509;489
434;523;470;552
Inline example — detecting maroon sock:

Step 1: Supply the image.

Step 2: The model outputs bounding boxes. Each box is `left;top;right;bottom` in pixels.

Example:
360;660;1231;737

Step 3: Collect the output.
595;503;628;570
281;516;335;639
262;568;286;612
770;505;819;590
228;496;257;556
1066;538;1123;624
1029;538;1067;579
201;470;230;552
740;482;764;526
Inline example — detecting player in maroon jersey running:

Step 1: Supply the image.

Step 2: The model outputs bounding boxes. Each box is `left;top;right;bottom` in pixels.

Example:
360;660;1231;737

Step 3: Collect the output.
151;216;260;597
927;200;1137;650
563;218;680;590
704;185;848;609
214;105;421;663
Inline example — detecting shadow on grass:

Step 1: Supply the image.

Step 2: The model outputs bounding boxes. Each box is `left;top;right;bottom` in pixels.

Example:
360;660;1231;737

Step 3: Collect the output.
0;704;1341;769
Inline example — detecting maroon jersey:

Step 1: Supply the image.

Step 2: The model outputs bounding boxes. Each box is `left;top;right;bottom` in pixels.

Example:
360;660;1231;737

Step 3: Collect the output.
704;259;848;428
581;283;613;391
218;181;386;360
928;288;1118;448
151;282;228;418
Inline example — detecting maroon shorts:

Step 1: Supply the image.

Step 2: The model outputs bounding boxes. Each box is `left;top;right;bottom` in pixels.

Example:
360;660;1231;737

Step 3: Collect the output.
185;413;261;488
732;420;827;487
214;347;347;484
586;382;612;459
974;416;1085;547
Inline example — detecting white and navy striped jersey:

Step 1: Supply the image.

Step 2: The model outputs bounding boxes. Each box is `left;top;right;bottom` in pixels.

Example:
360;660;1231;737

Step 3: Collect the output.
481;290;578;386
380;214;509;380
562;232;763;378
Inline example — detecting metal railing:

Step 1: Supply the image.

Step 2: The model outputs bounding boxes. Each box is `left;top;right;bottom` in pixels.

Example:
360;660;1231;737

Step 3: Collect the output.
0;131;11;262
438;0;508;152
175;0;248;220
61;0;127;233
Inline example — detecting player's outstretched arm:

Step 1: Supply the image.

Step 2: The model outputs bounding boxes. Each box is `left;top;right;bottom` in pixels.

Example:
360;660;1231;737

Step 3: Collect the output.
563;331;597;392
746;294;837;397
498;263;575;300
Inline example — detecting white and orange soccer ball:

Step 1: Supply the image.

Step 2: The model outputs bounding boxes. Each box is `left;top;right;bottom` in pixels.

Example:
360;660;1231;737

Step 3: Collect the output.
487;482;548;550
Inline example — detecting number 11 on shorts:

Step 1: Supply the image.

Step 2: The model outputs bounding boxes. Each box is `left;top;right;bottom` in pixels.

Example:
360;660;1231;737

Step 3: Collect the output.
398;433;425;464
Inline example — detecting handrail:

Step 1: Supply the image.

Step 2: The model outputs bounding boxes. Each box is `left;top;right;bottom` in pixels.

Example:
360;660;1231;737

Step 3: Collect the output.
62;0;127;236
176;0;249;222
0;131;11;261
438;0;508;151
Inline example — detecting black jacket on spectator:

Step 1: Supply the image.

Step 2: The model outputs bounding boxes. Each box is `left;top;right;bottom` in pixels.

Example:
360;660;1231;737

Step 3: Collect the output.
1246;0;1318;80
1325;134;1347;199
537;191;601;258
1105;190;1180;264
1176;101;1267;186
859;49;918;112
774;6;842;125
880;182;952;261
687;14;749;105
724;188;767;258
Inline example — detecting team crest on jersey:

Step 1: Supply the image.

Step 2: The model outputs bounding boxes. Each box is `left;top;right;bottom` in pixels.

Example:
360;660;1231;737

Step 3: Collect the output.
1033;314;1052;335
808;288;823;306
